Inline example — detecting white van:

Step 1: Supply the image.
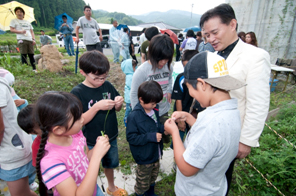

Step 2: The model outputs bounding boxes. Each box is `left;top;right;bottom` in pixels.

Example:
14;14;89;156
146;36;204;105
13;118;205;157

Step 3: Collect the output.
55;34;86;49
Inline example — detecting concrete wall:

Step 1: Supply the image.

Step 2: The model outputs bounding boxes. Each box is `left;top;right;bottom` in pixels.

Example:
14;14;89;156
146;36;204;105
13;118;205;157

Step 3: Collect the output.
226;0;296;63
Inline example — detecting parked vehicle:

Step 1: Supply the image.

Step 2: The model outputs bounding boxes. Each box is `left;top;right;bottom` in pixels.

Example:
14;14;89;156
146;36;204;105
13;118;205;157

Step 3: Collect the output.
101;35;109;48
55;34;86;49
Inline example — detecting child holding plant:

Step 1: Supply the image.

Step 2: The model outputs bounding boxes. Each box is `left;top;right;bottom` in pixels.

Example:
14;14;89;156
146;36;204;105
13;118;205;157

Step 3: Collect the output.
71;51;127;196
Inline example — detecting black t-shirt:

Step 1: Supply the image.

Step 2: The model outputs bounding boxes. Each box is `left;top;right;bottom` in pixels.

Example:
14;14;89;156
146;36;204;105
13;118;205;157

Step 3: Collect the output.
171;73;193;113
71;81;120;146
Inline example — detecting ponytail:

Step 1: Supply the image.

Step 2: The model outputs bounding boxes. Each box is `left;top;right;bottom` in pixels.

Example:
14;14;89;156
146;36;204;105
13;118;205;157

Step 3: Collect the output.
36;129;49;196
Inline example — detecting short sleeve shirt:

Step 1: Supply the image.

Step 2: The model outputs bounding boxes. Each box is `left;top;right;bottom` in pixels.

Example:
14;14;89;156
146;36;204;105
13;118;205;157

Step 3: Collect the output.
41;131;96;196
175;99;241;196
10;19;33;41
77;16;100;45
71;81;120;145
141;40;150;60
171;73;193;112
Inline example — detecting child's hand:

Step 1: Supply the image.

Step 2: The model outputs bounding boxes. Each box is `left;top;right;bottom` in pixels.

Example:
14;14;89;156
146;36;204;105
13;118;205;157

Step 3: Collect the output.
114;96;124;108
14;99;25;107
178;121;186;132
164;118;178;135
171;111;187;122
94;136;110;159
95;99;115;111
156;133;162;142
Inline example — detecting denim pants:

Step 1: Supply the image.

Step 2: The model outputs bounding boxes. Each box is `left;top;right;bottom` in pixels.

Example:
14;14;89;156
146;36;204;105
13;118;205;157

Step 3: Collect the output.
64;35;75;56
110;42;120;63
124;103;132;127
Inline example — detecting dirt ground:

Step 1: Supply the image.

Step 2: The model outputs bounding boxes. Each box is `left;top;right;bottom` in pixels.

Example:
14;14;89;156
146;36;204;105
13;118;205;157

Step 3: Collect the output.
108;62;125;95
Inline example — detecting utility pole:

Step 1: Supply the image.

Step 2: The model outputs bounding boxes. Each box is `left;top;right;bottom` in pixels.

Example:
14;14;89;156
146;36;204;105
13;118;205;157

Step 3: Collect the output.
190;4;194;26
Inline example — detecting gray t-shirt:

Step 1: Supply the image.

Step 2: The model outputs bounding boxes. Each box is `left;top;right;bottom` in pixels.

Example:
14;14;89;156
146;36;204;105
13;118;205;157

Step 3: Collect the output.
76;16;100;45
175;99;241;196
0;78;32;170
130;61;173;116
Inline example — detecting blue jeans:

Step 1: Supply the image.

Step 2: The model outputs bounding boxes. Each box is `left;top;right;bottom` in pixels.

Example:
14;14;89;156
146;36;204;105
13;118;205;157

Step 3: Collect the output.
110;42;120;63
88;139;119;168
124;103;132;127
64;35;75;56
96;184;104;196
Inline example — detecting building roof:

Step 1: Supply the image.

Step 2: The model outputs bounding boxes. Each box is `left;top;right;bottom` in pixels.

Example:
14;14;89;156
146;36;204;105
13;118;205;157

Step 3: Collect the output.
137;22;182;32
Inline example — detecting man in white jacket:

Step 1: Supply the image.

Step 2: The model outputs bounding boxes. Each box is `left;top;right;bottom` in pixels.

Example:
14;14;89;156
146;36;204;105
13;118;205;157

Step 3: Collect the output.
200;3;271;195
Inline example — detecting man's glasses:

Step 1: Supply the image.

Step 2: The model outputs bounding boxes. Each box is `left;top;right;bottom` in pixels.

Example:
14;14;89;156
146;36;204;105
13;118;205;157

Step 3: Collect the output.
87;74;109;81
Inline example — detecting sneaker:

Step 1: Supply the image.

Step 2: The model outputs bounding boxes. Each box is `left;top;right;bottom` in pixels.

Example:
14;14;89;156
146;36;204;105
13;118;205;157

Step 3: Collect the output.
33;70;37;73
29;182;38;191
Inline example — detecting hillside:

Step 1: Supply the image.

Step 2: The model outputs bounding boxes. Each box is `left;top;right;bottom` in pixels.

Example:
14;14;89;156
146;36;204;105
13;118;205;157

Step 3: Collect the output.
131;10;201;29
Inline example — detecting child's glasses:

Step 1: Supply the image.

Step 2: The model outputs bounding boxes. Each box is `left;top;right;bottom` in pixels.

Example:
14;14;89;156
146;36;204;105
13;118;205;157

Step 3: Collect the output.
87;74;109;81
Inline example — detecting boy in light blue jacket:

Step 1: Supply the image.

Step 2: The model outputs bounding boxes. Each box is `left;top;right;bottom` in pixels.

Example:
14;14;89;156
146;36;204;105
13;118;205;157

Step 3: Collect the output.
121;59;137;126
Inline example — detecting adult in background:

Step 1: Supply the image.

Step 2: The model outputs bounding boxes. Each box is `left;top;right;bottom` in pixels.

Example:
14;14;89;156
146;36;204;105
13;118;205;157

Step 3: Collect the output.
198;31;215;52
76;5;103;52
179;30;197;51
10;7;36;72
195;31;203;50
176;33;183;61
200;3;271;195
109;20;121;63
246;31;258;47
238;31;246;42
140;27;159;63
121;28;130;61
39;30;52;47
59;15;75;56
138;28;147;53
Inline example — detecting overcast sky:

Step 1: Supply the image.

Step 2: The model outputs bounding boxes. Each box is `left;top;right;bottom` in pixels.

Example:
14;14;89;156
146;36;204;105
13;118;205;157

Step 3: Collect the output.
83;0;226;15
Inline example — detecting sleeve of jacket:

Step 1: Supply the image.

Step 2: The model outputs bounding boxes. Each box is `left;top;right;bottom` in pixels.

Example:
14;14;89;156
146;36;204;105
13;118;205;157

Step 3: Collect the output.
130;67;146;109
68;23;74;32
240;49;271;147
126;115;158;145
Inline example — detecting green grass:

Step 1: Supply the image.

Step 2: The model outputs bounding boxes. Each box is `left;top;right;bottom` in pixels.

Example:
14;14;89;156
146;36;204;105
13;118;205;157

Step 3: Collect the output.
1;54;296;196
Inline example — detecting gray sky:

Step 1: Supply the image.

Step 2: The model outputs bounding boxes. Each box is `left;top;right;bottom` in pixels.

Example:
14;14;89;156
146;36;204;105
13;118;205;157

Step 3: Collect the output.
83;0;226;15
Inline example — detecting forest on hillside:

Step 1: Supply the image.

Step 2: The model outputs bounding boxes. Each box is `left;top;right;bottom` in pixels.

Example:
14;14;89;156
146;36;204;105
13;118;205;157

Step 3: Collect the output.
0;0;144;28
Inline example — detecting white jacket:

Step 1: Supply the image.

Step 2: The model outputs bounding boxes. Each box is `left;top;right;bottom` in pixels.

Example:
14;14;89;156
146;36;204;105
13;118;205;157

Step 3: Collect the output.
227;39;271;147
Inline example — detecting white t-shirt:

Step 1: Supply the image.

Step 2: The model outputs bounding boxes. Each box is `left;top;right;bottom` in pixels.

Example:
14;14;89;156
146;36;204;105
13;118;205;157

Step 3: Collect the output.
77;16;100;45
139;33;147;45
0;78;32;170
10;19;33;41
184;37;197;50
175;99;241;196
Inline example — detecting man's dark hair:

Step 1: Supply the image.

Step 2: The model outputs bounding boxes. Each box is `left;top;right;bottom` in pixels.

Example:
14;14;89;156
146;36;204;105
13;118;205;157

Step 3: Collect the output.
182;50;199;62
138;81;163;104
200;3;236;28
178;33;183;38
14;7;25;15
62;15;67;19
196;31;202;37
79;50;110;75
17;104;36;134
123;28;129;33
40;30;44;32
186;30;195;37
148;34;174;71
145;27;159;41
84;5;91;11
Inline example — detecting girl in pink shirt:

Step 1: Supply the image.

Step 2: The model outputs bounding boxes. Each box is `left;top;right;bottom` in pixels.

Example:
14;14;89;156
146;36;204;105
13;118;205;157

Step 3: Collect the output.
35;91;110;196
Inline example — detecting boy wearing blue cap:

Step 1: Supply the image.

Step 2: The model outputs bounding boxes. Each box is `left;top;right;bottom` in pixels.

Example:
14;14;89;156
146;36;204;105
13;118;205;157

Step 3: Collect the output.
164;51;245;196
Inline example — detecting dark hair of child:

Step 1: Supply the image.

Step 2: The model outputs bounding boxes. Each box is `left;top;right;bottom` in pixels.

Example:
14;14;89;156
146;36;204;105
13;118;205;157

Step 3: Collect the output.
123;28;129;33
79;50;110;75
35;91;83;196
145;27;159;41
182;50;199;62
17;104;36;134
138;81;163;104
186;30;195;37
148;34;174;72
132;59;137;67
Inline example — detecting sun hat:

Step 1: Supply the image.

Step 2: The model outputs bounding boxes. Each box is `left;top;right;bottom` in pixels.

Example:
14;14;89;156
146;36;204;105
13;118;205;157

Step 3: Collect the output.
184;51;245;91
